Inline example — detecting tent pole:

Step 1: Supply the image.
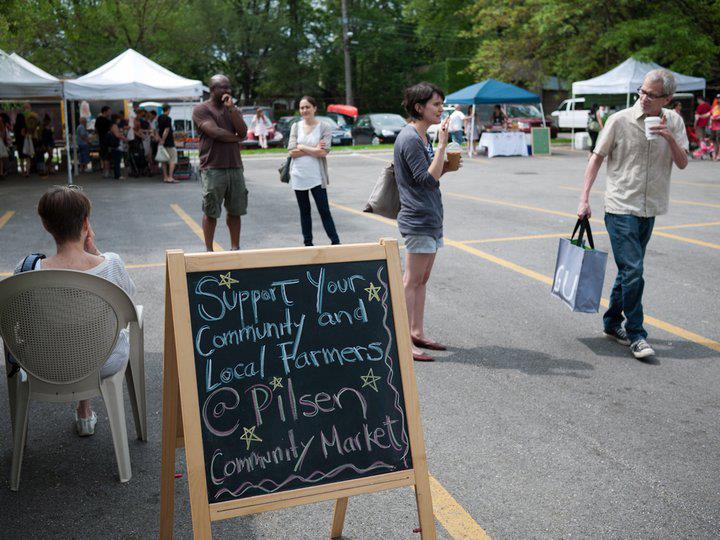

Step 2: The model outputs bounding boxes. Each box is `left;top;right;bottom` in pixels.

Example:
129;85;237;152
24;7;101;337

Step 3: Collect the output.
539;102;546;127
626;92;630;109
469;104;475;157
71;101;79;177
63;99;73;185
571;93;575;142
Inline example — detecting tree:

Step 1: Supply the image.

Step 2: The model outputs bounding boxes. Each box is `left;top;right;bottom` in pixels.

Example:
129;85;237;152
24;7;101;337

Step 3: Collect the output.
464;0;720;88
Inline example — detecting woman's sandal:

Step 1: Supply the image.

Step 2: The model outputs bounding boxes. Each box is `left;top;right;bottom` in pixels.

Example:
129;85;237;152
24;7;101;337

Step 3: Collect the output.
412;336;447;351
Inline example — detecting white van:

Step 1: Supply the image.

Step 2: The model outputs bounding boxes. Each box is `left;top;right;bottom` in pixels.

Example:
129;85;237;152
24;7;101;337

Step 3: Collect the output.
551;98;587;130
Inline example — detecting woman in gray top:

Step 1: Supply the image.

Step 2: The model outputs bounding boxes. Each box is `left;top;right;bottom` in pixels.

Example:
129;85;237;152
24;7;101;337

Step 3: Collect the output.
394;82;458;362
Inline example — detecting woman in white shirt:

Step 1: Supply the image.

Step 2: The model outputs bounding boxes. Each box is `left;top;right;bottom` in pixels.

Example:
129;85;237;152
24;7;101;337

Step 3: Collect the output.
15;186;136;436
250;108;272;149
287;96;340;246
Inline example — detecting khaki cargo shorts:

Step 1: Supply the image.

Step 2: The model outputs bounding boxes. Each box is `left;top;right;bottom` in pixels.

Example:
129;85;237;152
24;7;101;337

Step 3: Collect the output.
201;168;248;218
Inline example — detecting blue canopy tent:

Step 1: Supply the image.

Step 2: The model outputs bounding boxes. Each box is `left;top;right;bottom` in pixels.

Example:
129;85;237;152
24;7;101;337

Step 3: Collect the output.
445;79;545;154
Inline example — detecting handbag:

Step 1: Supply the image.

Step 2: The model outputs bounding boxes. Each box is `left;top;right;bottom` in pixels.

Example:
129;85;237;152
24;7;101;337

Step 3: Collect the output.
551;218;608;313
155;145;170;163
279;156;291;183
22;136;34;158
363;163;399;219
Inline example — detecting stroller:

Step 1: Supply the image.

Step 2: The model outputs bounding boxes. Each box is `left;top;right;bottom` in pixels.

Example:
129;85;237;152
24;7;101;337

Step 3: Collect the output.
126;138;151;177
692;138;715;160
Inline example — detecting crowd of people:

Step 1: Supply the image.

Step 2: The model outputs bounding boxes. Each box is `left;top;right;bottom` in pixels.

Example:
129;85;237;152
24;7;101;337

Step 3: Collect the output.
0;102;181;182
0;103;59;179
86;104;178;182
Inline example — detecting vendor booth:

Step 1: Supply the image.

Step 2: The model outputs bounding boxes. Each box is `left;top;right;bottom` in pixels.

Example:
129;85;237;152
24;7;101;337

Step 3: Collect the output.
0;49;72;183
63;48;204;183
445;79;545;157
572;57;706;109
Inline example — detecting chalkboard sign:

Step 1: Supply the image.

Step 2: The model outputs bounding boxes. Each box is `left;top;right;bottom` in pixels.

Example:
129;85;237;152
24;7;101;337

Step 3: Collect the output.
160;241;435;540
531;127;551;155
187;260;411;502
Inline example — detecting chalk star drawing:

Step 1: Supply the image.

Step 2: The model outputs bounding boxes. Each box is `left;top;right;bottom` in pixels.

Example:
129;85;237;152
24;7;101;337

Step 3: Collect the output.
239;426;262;450
218;272;239;289
364;282;381;302
360;368;382;392
269;376;283;390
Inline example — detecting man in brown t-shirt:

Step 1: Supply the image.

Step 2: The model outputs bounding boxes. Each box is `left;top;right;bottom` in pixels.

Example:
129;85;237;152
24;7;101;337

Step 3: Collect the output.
192;74;248;251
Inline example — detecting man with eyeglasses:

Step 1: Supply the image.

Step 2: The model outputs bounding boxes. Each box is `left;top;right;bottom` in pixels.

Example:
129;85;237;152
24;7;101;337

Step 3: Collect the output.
576;69;688;360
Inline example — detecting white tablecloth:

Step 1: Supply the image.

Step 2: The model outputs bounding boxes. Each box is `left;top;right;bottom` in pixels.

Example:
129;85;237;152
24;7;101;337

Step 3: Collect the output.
478;132;529;158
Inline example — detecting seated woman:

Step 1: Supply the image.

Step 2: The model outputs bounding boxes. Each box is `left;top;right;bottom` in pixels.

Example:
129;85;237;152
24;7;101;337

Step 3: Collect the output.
14;186;136;436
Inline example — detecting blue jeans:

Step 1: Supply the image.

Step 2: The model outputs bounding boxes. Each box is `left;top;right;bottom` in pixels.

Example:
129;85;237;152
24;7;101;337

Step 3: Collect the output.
450;130;464;144
603;213;655;342
294;185;340;246
112;148;123;178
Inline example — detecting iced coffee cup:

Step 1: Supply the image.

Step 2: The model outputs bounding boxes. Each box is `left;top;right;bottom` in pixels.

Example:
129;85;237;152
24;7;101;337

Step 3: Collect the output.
644;116;661;140
445;142;462;171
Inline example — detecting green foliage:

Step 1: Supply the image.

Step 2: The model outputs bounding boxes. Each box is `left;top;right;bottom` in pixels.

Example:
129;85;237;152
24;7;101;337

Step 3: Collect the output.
1;0;718;112
465;0;719;88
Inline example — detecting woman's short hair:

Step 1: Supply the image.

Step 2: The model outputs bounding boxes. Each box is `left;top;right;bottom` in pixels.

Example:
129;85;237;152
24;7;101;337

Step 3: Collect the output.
37;186;92;244
299;96;318;108
402;82;445;120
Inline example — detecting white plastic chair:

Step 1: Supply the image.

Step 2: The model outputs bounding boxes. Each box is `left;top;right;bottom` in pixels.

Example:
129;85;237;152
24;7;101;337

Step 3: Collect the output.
0;269;147;491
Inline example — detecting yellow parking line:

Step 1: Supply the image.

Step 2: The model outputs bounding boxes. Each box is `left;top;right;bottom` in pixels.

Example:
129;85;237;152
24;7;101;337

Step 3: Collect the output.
445;192;720;251
126;262;165;270
462;233;569;244
170;203;223;252
0;211;15;230
1;261;166;278
653;231;720;250
559;185;720;210
329;203;720;354
445;192;599;222
675;180;720;188
429;475;491;539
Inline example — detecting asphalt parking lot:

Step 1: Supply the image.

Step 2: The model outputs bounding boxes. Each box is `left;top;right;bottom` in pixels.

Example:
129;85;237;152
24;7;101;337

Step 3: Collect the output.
1;147;719;539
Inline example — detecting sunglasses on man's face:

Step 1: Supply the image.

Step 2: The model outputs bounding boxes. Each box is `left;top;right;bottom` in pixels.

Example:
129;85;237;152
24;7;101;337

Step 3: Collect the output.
637;87;667;100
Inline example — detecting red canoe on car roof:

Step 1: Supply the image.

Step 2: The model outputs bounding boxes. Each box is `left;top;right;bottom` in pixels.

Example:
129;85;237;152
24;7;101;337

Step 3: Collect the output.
327;104;358;118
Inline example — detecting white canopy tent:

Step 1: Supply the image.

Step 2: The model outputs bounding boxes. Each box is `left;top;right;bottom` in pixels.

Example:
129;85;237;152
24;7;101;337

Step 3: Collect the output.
0;50;73;184
0;49;63;98
570;57;706;141
572;57;706;109
63;48;203;100
62;49;203;183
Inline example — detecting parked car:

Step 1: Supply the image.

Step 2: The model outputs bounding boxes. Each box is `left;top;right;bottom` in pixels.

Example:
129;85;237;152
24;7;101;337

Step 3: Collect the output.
476;104;558;137
242;114;283;147
275;115;299;147
319;116;353;146
351;113;407;145
551;98;587;130
275;115;353;147
240;106;275;123
428;106;460;142
324;112;354;131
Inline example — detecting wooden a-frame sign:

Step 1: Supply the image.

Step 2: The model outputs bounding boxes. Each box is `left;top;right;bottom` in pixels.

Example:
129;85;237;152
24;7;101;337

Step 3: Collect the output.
159;239;436;539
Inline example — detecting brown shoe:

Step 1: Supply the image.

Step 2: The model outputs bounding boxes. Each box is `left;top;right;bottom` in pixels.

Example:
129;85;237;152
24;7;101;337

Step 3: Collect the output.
412;336;447;351
412;352;434;362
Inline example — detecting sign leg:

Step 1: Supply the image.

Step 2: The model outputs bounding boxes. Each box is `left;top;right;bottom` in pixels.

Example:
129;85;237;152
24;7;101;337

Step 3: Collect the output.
330;497;349;539
414;476;436;540
160;272;180;540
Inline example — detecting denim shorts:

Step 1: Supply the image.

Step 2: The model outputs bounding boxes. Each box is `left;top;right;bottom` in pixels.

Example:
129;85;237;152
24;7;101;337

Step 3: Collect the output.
404;234;444;254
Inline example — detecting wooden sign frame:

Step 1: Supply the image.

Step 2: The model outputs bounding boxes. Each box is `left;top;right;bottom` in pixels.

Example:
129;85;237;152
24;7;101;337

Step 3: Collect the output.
159;239;435;539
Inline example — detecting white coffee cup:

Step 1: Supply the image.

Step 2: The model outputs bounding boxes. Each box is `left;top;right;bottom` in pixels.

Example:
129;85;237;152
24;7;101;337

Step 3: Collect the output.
644;117;661;140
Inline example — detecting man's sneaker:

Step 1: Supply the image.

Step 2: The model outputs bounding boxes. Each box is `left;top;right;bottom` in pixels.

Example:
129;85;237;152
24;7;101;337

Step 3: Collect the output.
630;339;656;359
604;327;631;346
75;411;97;437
